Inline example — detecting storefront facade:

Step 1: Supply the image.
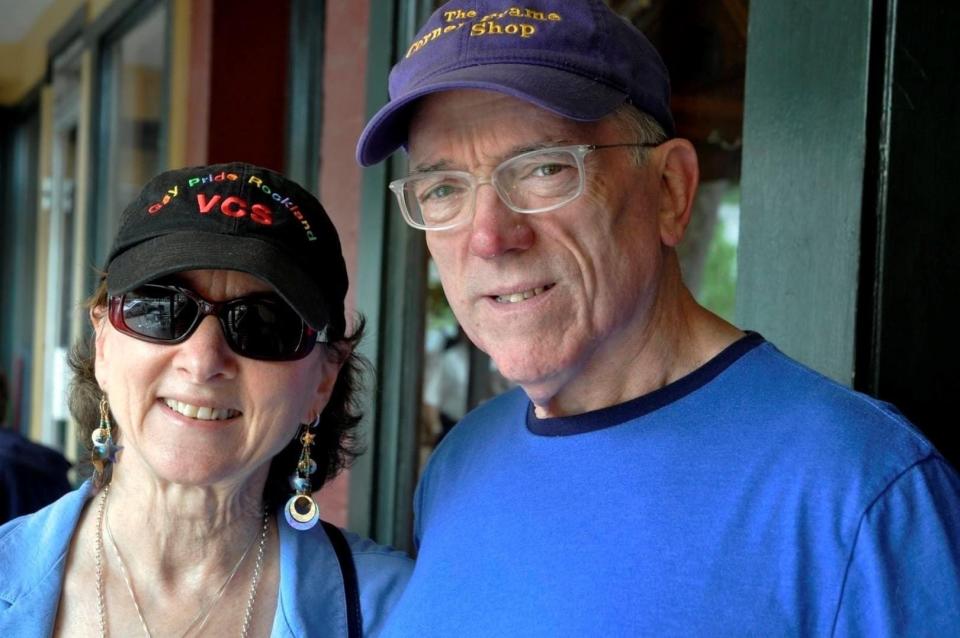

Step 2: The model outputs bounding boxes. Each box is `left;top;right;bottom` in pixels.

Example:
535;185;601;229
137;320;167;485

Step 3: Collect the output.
2;0;957;550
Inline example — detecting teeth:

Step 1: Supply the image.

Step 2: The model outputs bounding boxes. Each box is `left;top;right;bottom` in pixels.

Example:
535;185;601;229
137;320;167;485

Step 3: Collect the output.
164;399;238;421
496;285;550;304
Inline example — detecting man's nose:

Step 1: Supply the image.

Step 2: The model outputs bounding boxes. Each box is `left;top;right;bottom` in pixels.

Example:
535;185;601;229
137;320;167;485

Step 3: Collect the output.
467;182;534;259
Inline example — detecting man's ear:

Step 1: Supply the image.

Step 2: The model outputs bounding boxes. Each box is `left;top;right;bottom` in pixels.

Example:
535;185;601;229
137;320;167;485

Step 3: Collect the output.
655;138;700;247
91;306;109;391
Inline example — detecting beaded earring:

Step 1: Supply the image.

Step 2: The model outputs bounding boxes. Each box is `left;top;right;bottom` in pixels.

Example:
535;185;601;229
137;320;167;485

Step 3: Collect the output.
285;416;320;530
91;394;122;486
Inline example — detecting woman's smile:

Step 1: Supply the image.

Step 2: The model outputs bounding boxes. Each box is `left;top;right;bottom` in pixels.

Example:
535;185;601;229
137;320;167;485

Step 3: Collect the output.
161;397;240;421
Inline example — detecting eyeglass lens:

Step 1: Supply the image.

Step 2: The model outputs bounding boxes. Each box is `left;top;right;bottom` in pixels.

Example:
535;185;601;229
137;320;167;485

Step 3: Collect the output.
114;285;314;361
402;147;584;228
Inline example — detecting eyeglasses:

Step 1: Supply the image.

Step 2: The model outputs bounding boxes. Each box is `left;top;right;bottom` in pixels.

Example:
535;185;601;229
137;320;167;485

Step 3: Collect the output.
389;143;659;231
108;284;323;361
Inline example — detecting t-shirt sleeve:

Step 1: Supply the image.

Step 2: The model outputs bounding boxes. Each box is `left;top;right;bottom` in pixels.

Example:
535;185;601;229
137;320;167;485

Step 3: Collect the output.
353;549;414;636
833;456;960;636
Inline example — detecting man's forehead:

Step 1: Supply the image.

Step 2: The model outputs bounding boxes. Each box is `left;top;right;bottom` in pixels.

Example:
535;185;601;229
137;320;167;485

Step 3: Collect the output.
408;89;604;165
411;89;583;129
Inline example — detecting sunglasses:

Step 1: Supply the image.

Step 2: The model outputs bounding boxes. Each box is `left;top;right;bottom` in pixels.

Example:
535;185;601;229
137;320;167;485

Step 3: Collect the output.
107;284;322;361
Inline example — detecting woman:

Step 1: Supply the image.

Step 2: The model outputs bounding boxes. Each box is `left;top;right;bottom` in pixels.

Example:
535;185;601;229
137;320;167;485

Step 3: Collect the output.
0;162;411;637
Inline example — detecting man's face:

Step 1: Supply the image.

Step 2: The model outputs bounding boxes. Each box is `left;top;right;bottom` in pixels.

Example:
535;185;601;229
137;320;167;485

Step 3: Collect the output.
408;90;671;413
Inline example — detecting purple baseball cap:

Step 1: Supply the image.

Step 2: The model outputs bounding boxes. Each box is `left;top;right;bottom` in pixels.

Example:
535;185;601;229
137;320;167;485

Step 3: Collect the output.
356;0;674;166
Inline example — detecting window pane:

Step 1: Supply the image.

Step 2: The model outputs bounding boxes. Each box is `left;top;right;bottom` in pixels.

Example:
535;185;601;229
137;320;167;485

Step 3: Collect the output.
419;258;512;474
101;4;167;242
0;109;40;435
606;0;747;319
42;43;83;452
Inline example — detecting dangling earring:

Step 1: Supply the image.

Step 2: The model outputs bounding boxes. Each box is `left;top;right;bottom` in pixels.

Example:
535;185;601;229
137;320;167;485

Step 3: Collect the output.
285;415;320;531
91;394;122;487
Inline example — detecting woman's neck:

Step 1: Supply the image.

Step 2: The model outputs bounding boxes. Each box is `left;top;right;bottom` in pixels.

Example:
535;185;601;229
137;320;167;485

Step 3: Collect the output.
103;456;270;589
85;472;278;637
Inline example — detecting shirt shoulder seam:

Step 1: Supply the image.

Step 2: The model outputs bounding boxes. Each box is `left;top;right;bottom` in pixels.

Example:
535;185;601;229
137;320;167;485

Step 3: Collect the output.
829;454;943;635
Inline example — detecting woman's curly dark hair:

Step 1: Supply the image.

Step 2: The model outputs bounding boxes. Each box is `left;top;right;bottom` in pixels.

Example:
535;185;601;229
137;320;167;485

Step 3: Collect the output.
68;279;367;507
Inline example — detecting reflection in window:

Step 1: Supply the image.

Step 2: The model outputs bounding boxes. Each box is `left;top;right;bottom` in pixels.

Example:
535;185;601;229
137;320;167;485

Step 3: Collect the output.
607;0;747;320
43;42;83;454
100;4;167;243
0;108;39;436
419;260;511;473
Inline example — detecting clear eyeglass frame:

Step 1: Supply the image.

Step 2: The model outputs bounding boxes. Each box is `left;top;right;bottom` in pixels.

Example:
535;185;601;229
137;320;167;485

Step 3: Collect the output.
389;143;660;231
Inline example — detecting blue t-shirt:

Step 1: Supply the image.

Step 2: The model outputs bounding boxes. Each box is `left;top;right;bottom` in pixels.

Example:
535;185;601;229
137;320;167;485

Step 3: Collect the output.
382;334;960;636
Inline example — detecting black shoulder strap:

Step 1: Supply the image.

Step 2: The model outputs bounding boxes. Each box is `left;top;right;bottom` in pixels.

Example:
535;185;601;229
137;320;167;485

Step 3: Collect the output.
322;521;362;638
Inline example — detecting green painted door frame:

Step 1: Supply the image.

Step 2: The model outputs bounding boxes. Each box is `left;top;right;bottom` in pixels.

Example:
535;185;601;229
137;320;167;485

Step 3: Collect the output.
738;1;873;384
351;0;435;549
286;0;325;192
738;0;959;466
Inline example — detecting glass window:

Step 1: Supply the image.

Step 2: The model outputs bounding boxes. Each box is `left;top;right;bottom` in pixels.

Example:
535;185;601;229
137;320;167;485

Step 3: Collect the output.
0;108;40;435
608;0;747;321
40;41;84;452
419;260;511;471
97;3;168;249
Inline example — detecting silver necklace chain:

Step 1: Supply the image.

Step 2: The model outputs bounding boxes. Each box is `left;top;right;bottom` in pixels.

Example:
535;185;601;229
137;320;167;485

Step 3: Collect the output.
104;493;263;637
95;486;270;638
95;486;108;638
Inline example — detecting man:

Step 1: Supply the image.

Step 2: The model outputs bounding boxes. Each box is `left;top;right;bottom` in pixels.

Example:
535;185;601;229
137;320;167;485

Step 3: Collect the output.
357;1;960;635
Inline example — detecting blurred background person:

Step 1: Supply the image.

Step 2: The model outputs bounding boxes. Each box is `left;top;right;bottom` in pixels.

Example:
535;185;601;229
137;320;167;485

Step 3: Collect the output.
0;369;71;525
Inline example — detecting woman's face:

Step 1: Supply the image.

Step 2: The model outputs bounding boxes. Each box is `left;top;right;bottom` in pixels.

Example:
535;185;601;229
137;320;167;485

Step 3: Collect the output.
93;269;342;489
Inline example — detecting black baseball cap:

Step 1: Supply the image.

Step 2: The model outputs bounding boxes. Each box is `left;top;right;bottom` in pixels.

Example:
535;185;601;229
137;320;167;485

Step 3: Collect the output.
104;162;348;339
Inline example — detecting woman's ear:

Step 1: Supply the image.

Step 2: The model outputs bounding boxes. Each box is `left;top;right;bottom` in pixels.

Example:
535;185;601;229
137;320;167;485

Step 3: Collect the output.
655;138;700;247
303;349;346;423
91;306;109;391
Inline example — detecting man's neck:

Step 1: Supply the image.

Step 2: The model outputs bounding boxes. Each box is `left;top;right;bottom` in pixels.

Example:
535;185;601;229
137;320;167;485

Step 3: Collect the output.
528;281;743;419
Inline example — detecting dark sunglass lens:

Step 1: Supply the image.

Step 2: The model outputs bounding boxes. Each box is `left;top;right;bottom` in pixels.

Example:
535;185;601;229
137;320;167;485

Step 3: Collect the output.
224;298;307;359
122;287;196;341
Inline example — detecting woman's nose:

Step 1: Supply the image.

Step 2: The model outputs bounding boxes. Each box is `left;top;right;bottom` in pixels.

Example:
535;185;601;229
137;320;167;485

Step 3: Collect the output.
172;315;239;382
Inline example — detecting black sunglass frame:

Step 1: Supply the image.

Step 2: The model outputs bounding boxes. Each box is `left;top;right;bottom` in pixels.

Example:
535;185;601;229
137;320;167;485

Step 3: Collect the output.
107;284;320;361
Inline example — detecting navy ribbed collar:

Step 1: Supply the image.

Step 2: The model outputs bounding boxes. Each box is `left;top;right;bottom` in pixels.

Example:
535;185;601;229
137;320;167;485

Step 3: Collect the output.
526;332;765;436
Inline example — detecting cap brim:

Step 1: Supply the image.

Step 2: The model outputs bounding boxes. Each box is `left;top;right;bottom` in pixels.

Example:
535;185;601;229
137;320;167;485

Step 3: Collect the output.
106;231;333;332
356;63;629;166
